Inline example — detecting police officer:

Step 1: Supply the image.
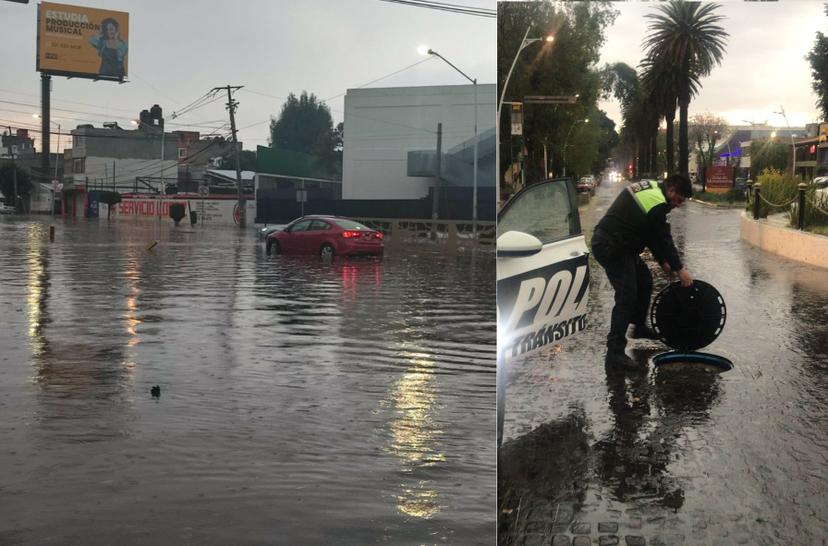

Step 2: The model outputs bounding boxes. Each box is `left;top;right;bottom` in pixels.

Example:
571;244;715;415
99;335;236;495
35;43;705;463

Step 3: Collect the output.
591;174;694;369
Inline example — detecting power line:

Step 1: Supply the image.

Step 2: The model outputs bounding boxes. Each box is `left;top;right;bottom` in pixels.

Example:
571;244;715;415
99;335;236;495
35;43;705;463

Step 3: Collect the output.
377;0;496;18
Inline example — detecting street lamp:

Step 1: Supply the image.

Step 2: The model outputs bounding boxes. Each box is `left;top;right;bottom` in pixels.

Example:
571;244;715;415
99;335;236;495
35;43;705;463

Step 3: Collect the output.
33;113;61;215
773;106;796;176
425;47;480;237
562;117;588;178
497;26;553;203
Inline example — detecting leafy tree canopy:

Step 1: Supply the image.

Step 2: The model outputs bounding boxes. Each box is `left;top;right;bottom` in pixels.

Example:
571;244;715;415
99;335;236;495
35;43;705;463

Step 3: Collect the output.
807;7;828;121
750;139;789;177
498;1;618;186
269;91;339;177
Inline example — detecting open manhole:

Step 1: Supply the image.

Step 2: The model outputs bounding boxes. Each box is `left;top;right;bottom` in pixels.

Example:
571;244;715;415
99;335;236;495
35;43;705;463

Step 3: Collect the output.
650;280;733;372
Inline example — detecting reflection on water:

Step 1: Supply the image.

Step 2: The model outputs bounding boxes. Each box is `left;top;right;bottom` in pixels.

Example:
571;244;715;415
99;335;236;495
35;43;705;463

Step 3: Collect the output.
385;356;443;519
0;217;495;545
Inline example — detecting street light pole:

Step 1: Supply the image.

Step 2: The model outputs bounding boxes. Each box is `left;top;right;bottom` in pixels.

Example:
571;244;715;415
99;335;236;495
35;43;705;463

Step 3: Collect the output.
562;118;588;178
426;48;478;237
774;106;796;176
496;27;552;204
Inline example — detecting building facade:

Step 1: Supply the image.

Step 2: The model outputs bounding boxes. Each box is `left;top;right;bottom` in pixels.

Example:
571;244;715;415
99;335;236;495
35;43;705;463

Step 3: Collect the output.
342;84;496;200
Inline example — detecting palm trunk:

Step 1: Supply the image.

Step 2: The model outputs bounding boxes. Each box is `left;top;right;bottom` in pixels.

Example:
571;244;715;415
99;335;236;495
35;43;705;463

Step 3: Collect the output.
665;106;676;175
678;95;689;176
650;131;657;176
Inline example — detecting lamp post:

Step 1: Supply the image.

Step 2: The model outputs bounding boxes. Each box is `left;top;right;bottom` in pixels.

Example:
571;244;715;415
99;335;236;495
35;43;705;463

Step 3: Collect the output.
774;106;796;176
33;114;61;215
425;48;479;237
497;27;553;203
562;118;588;178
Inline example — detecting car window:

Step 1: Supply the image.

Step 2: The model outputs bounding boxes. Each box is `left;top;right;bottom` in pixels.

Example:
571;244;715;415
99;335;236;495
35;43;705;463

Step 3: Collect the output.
333;219;369;230
309;220;332;231
289;220;312;233
499;179;579;244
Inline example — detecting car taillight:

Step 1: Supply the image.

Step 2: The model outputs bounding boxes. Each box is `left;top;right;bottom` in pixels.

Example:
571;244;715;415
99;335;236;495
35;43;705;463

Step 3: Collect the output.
341;230;362;238
374;232;383;239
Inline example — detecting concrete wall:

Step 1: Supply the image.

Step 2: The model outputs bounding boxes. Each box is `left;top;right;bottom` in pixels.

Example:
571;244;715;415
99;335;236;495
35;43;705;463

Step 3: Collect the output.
109;195;256;227
342;84;496;200
740;211;828;269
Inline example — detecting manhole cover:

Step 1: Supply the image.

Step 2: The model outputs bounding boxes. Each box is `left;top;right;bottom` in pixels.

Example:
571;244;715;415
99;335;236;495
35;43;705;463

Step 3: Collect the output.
651;280;726;352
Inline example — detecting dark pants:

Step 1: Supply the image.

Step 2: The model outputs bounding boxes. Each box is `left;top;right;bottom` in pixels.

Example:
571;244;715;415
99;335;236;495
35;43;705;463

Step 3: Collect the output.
591;232;653;354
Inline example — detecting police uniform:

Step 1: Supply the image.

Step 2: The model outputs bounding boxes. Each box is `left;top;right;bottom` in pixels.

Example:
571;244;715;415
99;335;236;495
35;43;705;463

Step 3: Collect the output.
591;180;683;357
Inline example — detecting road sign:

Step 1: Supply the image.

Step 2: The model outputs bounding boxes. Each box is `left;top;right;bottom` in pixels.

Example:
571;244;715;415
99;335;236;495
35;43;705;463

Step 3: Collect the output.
198;185;210;197
296;189;307;203
511;104;523;136
523;95;578;104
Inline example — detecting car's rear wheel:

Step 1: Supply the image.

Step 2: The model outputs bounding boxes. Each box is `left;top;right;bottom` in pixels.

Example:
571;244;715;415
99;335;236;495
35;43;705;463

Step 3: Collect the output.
320;243;334;261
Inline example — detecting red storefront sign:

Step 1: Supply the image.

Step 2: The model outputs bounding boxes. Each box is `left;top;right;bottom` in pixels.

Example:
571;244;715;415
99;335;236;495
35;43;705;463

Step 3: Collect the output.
705;166;733;193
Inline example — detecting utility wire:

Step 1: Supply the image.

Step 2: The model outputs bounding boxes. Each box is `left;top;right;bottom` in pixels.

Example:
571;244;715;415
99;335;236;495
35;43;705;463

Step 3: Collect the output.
377;0;495;18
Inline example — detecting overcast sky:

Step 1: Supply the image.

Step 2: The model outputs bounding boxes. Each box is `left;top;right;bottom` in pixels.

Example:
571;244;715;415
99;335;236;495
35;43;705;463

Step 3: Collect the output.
1;0;495;153
598;2;824;132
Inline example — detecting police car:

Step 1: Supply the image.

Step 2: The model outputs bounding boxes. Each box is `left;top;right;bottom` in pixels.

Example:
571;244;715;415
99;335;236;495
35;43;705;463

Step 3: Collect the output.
497;177;590;442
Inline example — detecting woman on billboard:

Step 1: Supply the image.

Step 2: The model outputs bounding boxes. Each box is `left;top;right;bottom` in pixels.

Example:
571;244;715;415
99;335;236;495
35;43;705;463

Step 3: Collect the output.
88;17;127;79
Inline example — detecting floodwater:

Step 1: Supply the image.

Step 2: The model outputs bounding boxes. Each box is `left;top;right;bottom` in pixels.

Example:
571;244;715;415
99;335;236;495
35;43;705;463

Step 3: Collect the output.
0;218;496;545
500;182;828;545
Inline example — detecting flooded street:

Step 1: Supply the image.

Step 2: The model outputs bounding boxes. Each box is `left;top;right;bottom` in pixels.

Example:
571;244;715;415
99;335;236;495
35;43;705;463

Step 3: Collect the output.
500;182;828;545
0;218;495;545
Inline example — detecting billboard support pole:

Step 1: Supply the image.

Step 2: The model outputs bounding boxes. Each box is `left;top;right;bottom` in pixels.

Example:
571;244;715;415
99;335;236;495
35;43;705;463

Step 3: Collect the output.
41;73;51;189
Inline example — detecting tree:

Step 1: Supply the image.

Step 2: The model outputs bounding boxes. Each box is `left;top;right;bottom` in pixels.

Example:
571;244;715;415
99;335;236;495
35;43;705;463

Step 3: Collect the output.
807;5;828;120
0;164;31;205
269;91;338;177
689;112;727;184
498;2;618;187
217;150;257;172
643;1;729;176
750;139;789;176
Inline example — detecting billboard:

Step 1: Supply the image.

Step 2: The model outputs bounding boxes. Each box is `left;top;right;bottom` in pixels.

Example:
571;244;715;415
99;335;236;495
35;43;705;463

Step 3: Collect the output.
37;2;129;81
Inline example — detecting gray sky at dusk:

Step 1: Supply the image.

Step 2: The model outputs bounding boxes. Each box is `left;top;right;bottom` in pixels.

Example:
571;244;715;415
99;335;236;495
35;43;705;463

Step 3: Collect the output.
598;1;825;131
1;0;495;154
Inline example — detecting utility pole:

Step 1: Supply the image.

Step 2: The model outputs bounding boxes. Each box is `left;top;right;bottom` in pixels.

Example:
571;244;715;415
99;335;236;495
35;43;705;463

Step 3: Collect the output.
214;85;245;228
430;122;442;240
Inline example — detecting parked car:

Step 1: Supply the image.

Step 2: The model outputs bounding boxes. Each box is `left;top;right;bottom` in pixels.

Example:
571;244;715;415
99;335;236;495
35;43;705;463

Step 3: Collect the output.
266;215;383;259
0;204;15;215
497;177;590;443
576;175;595;195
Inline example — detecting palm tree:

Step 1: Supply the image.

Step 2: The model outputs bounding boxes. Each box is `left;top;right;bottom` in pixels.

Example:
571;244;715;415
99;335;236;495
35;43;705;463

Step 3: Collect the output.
641;57;699;175
643;1;728;176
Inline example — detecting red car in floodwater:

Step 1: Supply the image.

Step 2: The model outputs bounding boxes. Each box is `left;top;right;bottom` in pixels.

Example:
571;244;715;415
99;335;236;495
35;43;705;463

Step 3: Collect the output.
266;215;384;259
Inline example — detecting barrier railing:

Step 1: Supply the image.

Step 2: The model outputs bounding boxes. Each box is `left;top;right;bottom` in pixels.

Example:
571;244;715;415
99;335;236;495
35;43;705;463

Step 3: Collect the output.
352;217;496;253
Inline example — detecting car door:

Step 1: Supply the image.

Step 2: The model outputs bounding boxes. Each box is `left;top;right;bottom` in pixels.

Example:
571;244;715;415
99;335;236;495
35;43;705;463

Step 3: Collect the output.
308;219;333;251
282;219;312;253
497;178;590;444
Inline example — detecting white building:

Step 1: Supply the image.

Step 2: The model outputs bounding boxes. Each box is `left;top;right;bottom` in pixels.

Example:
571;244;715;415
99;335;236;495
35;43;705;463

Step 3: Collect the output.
342;84;496;200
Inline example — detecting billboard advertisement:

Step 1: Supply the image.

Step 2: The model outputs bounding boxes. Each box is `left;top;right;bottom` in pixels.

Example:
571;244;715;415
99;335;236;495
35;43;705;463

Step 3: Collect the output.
37;2;129;81
705;165;733;193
